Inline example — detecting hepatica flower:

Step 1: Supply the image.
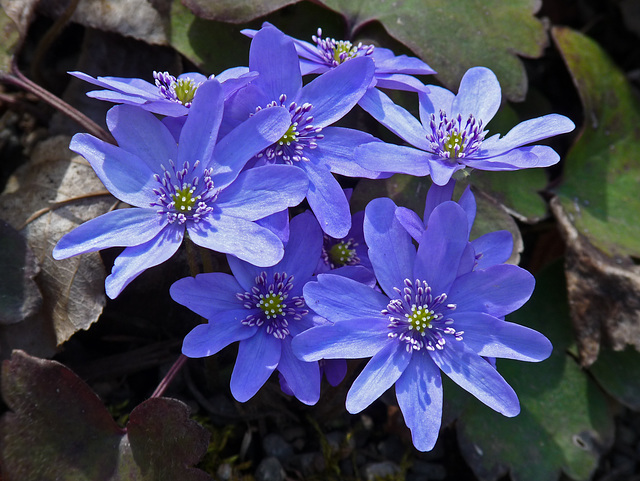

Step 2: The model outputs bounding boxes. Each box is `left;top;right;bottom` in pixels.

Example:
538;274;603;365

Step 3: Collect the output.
223;24;381;238
53;79;308;298
357;67;575;185
242;23;436;93
71;67;256;116
292;198;552;451
170;212;325;405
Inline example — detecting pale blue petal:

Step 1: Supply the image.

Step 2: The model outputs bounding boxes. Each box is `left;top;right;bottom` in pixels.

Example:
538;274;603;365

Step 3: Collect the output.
256;210;290;244
423;179;455;221
451;67;501;124
451;312;552;362
472;231;513;269
418;87;454;125
395;353;443;452
230;332;282;402
272;211;322;283
169;273;245;318
182;321;257;358
395;206;425;241
314;127;386;179
364;197;416;297
372;48;436;75
429;340;520;416
373;74;429;93
458;185;477;236
105;225;183;298
328;265;377;287
304;159;351;238
278;338;320;405
466;145;561;171
428;157;461;186
355;142;432;178
346;341;411;413
53;208;167;259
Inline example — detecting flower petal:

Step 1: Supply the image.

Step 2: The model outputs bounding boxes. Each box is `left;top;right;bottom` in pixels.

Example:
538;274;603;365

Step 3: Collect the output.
170;272;245;318
452;312;552;362
372;48;436;75
418;87;455;125
423;178;455;221
315;127;386;179
358;88;430;149
53;208;167;259
374;74;429;93
472;231;513;269
466;145;561;171
395;206;426;242
278;338;320;405
303;273;389;321
182;320;257;358
299;56;374;127
356;142;432;180
271;211;323;283
304;159;351;238
346;341;411;413
215;165;308;221
395;353;443;452
69;134;157;207
105;225;183;299
230;332;282;402
189;214;284;267
451;67;501;124
448;264;535;318
364;197;416;297
429;340;520;416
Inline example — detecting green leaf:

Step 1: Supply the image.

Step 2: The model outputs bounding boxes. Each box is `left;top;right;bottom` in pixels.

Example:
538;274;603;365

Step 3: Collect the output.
589;345;640;411
456;261;614;481
0;350;211;481
0;6;21;73
552;26;640;259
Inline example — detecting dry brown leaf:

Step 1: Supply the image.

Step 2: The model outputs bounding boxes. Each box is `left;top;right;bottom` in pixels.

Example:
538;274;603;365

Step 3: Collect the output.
0;135;114;357
551;197;640;367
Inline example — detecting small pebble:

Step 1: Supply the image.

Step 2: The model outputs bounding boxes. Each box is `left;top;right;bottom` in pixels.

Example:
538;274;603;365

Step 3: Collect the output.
216;463;232;481
364;461;400;481
255;456;285;481
262;433;294;461
410;460;447;480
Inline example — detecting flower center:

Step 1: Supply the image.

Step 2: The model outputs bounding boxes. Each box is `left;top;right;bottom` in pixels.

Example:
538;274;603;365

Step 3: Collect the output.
153;71;202;107
236;272;309;339
150;160;218;225
426;110;487;161
321;235;360;269
312;28;374;67
253;94;324;164
383;278;462;352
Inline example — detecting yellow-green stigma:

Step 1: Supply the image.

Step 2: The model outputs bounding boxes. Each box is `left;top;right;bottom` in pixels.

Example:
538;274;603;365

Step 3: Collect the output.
406;305;435;334
278;123;299;146
174;78;198;105
333;41;359;64
443;130;464;159
328;242;355;267
172;185;198;213
258;293;285;319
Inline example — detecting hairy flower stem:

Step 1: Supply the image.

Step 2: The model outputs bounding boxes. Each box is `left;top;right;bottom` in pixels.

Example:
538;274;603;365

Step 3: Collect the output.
0;62;114;144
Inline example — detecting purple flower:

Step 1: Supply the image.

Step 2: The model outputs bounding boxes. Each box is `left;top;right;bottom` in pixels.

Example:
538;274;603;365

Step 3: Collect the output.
223;24;380;238
292;197;552;451
53;79;308;298
170;212;326;404
70;67;256;117
242;23;436;93
395;179;514;270
357;67;576;185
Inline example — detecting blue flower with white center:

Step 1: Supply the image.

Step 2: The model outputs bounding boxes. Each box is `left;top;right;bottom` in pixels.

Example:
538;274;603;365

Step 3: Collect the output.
53;79;308;299
356;67;576;185
170;212;326;405
242;23;436;94
223;24;383;239
70;67;256;117
292;197;552;451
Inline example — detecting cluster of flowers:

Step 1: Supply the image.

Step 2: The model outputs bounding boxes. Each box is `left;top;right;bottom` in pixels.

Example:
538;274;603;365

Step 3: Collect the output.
53;23;575;451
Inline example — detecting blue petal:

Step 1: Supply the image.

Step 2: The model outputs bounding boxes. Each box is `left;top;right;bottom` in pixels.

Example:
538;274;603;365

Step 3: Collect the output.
292;318;390;362
418;87;454;125
355;142;432;179
447;264;535;318
278;338;320;405
216;165;308;221
428;157;461;186
212;106;292;189
272;211;323;283
314;127;386;179
249;25;302;101
472;231;513;269
170;273;245;318
364;197;416;297
429;340;520;416
371;48;436;75
466;145;561;171
303;273;389;321
256;210;290;244
323;359;347;386
182;320;257;358
395;353;443;452
69;134;157;207
346;341;411;413
458;185;477;236
374;74;429;93
480;114;575;157
423;179;455;221
188;214;284;267
105;225;183;298
298;56;374;127
358;88;430;149
106;105;178;173
328;266;377;288
304;159;351;238
414;202;470;294
395;206;425;242
230;332;282;402
451;67;501;124
451;312;552;362
53;208;167;259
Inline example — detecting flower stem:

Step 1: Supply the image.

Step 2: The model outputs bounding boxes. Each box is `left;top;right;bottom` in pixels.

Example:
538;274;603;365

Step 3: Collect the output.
150;354;188;398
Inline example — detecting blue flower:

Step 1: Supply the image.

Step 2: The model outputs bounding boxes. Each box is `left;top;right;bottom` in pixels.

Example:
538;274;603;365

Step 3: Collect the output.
70;67;256;117
242;23;436;93
223;24;380;238
292;197;552;451
357;67;576;185
53;79;308;298
170;212;326;405
395;179;514;270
